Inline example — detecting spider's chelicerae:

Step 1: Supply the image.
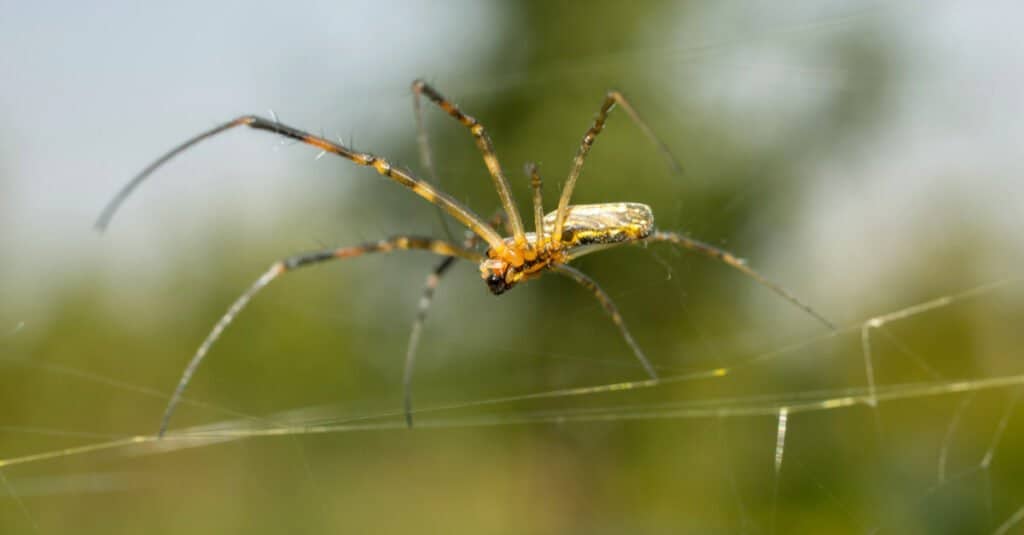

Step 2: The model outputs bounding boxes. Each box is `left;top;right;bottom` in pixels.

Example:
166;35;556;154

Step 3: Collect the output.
97;80;834;437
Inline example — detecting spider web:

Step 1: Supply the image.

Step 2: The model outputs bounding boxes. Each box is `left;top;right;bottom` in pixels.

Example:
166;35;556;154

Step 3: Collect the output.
2;276;1023;533
2;1;1023;533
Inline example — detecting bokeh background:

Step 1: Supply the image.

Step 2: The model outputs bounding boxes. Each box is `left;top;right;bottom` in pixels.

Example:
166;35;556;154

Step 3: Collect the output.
2;1;1023;533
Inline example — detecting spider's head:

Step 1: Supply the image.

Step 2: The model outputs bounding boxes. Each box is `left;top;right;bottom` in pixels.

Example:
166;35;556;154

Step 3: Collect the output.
479;257;523;295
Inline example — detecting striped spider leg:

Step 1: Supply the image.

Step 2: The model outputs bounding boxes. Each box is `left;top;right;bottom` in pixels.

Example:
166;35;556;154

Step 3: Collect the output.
542;88;835;329
642;232;835;328
402;167;657;428
97;80;832;437
157;237;480;437
402;210;505;429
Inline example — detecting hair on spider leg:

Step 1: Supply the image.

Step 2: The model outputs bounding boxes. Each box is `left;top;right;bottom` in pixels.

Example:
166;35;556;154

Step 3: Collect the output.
347;129;357;153
97;80;833;437
267;109;293;150
311;127;331;160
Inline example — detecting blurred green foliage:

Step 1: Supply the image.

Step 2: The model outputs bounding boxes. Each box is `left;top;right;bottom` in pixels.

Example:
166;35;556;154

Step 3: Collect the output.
2;2;1023;534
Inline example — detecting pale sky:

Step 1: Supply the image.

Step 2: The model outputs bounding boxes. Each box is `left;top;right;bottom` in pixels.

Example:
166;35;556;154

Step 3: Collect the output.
2;1;1021;323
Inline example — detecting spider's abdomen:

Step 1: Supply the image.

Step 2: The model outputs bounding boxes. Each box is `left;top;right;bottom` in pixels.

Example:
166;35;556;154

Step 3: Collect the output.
482;203;655;295
541;203;654;258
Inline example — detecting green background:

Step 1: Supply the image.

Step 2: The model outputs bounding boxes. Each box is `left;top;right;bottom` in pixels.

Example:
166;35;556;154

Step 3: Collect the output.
2;2;1023;533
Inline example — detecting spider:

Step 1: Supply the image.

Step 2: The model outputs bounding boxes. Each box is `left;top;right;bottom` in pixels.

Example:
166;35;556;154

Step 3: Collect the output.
96;80;834;437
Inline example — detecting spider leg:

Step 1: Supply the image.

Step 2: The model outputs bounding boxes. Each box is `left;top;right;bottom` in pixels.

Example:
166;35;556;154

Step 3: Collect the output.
96;115;518;263
411;81;456;243
412;79;530;254
552;264;659;380
553;90;682;247
403;210;507;428
646;231;835;329
403;255;457;429
157;236;481;438
525;162;546;248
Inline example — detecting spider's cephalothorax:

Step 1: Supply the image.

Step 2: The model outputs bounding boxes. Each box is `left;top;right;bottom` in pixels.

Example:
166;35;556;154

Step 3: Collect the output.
480;202;655;295
97;79;833;436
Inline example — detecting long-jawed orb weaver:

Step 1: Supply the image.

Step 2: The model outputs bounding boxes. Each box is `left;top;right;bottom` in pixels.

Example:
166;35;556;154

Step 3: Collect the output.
96;80;834;437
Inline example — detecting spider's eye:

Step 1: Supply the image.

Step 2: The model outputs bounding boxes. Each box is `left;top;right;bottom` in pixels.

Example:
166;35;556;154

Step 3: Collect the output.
485;273;510;295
